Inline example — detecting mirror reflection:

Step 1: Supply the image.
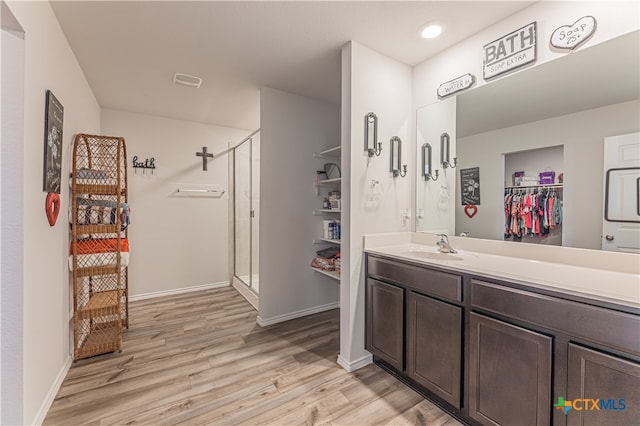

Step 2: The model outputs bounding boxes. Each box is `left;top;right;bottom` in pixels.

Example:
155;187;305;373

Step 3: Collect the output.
416;31;640;251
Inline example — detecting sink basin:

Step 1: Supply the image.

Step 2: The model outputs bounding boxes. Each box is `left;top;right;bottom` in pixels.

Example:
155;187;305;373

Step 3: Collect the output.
401;251;464;261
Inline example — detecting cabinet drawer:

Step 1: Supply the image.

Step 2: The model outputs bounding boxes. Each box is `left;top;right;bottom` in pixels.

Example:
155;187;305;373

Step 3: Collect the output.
368;256;461;303
471;280;640;357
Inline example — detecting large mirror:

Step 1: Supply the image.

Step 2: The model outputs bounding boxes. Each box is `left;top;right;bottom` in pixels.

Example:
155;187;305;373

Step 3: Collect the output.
416;31;640;251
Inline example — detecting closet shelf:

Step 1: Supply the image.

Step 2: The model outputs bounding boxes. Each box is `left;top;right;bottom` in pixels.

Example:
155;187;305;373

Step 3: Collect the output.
311;267;340;281
314;238;341;245
318;177;341;185
313;209;341;215
313;146;341;158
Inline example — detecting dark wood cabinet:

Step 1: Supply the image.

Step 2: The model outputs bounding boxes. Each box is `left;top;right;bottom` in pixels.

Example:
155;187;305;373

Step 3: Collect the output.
365;253;639;426
366;278;404;370
566;343;640;426
407;291;462;408
468;312;552;426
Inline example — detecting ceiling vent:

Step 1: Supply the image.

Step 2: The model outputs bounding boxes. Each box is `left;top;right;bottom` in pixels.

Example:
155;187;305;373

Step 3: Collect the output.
173;73;202;88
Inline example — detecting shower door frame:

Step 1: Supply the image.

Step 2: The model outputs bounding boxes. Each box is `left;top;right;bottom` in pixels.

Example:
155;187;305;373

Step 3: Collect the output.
232;131;259;298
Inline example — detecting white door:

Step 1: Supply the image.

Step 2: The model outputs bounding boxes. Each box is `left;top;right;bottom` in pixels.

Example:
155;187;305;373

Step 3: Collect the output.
602;133;640;252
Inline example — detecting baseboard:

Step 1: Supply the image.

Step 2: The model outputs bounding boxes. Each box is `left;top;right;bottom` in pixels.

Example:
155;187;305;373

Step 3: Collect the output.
231;277;258;310
256;301;339;327
129;281;230;302
337;352;372;372
32;355;72;425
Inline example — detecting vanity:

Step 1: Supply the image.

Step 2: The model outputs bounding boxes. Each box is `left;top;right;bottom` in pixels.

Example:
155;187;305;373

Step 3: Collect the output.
364;233;639;426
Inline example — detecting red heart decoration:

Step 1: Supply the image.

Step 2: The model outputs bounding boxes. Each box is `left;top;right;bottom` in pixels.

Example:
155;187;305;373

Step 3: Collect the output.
464;205;478;219
45;192;61;226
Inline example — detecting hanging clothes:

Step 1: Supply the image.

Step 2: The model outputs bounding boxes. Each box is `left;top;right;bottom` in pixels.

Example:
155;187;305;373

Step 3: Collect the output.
504;186;562;241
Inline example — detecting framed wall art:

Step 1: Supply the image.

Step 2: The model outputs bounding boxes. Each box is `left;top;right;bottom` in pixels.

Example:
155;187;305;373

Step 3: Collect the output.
43;90;64;194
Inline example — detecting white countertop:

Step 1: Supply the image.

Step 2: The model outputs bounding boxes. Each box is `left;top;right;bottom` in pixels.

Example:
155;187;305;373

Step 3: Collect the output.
364;233;640;310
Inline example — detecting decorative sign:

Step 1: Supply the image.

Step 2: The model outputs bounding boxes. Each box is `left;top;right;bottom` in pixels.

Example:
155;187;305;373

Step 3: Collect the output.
132;155;156;174
437;73;475;98
460;167;481;205
550;16;596;50
464;205;478;219
483;22;537;80
43;90;64;193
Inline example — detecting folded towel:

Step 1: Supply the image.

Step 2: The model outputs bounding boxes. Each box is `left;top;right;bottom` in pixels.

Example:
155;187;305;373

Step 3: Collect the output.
70;238;129;255
71;198;130;230
75;168;111;179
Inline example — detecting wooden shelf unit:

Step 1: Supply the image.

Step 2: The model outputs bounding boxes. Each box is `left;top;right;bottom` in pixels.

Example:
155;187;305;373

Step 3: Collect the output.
70;134;129;360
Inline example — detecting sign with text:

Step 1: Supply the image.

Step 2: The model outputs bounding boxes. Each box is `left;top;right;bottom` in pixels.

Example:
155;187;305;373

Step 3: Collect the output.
483;22;537;80
437;73;475;98
460;167;481;205
550;16;596;50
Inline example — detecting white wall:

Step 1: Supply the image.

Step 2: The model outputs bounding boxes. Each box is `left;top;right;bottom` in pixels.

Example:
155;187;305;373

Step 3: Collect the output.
1;3;25;423
258;87;340;324
456;100;640;250
101;109;250;297
4;1;102;423
339;41;413;370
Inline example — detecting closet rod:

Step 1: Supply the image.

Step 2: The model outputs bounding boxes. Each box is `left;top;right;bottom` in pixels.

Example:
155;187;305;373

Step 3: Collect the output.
504;184;563;189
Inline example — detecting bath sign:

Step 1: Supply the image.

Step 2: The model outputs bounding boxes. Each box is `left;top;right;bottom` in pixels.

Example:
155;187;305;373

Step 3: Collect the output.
437;73;475;98
483;22;537;80
550;16;597;50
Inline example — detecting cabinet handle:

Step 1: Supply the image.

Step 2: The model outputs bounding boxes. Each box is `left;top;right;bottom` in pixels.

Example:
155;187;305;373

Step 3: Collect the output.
605;235;615;241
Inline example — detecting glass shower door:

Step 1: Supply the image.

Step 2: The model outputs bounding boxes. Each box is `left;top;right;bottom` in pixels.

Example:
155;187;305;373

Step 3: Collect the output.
234;136;259;293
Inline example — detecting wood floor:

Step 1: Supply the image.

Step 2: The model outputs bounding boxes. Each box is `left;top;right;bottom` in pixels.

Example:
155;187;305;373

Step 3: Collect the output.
44;287;462;425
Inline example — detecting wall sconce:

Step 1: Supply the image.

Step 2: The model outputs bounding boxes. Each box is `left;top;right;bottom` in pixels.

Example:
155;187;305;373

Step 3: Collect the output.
364;112;382;157
421;142;439;181
440;132;457;168
390;136;407;178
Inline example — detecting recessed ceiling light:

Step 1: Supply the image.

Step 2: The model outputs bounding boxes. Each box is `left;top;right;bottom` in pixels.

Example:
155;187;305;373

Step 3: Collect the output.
421;22;444;39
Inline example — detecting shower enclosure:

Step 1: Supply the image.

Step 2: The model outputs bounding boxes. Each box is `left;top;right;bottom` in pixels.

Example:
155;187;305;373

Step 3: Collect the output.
232;130;260;307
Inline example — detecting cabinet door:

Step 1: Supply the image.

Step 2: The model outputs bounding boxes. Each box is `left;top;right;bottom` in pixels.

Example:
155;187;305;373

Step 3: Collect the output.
407;291;462;408
366;278;404;370
566;343;640;425
469;313;552;426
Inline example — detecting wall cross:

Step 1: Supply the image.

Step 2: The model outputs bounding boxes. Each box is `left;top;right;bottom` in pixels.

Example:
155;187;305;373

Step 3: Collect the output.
195;146;214;171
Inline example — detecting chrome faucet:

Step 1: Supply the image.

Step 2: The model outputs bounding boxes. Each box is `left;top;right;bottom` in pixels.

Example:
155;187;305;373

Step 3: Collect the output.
436;234;457;254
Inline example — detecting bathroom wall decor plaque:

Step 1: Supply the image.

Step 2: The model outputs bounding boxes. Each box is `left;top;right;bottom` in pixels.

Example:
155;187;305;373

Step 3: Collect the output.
460;167;481;205
483;22;537;80
43;90;64;193
550;16;597;50
437;73;476;98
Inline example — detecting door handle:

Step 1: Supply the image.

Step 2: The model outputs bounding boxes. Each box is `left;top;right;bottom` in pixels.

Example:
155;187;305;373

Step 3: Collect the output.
605;234;615;241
